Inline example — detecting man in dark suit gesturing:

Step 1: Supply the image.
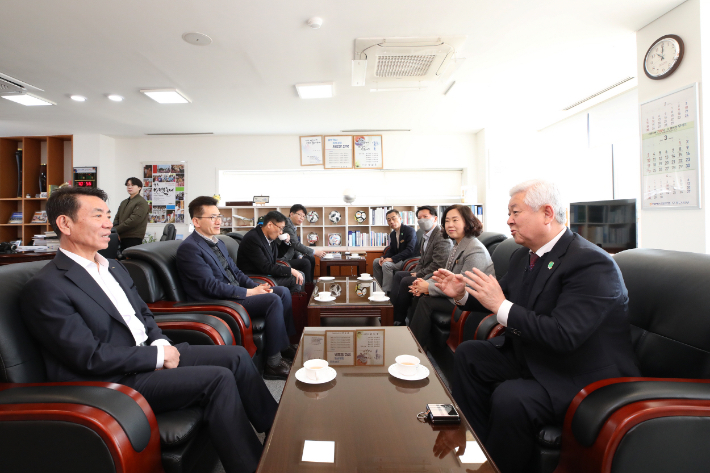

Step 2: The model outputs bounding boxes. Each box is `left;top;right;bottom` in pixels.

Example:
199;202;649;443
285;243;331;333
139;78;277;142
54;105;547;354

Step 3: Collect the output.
176;197;297;380
433;180;639;473
21;187;277;473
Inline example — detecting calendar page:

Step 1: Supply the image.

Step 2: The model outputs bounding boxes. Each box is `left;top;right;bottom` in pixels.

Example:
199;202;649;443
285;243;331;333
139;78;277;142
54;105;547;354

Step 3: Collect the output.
640;83;700;209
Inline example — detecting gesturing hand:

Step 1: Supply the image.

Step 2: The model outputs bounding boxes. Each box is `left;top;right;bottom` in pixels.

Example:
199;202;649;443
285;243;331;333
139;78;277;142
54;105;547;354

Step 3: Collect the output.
431;268;466;300
461;268;505;313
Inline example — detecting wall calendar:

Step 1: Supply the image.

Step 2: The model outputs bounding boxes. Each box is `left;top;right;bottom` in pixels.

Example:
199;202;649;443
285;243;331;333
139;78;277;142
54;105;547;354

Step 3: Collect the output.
640;83;700;209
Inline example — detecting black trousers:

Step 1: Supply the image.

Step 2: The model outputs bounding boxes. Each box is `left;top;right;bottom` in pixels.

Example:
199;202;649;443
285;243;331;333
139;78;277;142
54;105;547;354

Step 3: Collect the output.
391;271;416;323
120;344;278;473
451;340;556;473
238;285;295;356
120;237;143;249
409;296;455;350
285;255;314;283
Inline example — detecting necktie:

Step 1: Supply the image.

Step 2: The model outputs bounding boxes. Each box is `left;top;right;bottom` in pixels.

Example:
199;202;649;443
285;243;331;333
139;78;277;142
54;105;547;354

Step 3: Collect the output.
529;253;540;270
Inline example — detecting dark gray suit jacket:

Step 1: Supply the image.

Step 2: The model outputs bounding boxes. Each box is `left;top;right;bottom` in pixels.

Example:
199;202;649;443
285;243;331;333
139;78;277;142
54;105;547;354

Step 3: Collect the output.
428;235;494;297
21;250;168;383
413;226;452;279
277;217;313;261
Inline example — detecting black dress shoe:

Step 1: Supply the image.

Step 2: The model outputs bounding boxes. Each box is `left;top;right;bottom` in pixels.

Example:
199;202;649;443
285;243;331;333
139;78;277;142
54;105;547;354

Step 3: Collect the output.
263;360;291;380
281;343;298;361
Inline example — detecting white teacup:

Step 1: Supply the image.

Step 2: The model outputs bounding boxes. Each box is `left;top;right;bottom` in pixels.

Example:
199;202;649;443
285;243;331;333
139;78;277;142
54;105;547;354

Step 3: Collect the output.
360;273;371;279
395;355;420;376
315;293;332;301
278;233;289;241
304;359;329;381
371;291;386;300
350;252;360;257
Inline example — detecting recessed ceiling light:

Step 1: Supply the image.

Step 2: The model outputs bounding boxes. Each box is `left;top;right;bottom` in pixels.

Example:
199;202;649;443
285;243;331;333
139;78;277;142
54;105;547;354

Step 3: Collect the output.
140;89;191;104
70;95;87;102
108;94;124;102
295;82;334;99
306;17;323;29
1;93;55;106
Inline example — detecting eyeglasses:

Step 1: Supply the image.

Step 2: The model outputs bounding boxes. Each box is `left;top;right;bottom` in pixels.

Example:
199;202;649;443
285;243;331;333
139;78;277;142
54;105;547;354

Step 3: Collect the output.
272;222;286;230
196;215;223;221
294;213;306;218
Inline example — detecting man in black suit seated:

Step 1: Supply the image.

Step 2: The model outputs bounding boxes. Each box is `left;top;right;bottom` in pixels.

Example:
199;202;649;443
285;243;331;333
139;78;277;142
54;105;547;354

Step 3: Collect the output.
373;209;417;293
21;187;277;473
237;211;305;293
176;196;297;380
433;179;640;473
276;204;325;283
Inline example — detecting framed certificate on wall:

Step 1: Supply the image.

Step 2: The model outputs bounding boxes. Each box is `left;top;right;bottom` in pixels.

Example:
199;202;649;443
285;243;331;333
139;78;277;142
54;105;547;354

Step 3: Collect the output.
300;135;324;166
324;136;353;169
353;135;383;169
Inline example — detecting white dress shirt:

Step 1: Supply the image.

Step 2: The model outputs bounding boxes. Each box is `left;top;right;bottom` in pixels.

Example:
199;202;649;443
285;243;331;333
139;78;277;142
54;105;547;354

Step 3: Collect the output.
60;248;171;368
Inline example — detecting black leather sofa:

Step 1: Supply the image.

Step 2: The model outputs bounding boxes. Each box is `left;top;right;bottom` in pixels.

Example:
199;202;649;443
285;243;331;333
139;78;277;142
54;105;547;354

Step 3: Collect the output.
0;260;234;473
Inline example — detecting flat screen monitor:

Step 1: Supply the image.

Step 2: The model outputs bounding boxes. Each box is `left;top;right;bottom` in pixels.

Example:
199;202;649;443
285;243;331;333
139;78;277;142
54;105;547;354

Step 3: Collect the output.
569;198;637;252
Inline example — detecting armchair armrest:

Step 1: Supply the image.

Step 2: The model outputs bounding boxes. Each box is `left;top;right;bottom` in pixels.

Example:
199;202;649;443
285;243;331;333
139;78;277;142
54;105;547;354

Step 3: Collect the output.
149;300;256;356
403;257;420;272
473;314;505;340
447;308;494;351
276;260;291;268
0;382;162;473
246;274;276;286
155;312;234;346
556;378;710;473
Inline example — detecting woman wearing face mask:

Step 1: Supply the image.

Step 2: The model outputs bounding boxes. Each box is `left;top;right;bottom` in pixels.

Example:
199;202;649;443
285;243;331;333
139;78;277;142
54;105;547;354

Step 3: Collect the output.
408;204;494;351
390;206;453;325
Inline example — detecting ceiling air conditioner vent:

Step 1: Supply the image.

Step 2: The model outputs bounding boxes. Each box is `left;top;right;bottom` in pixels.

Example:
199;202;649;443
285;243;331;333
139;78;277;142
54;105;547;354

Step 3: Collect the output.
375;55;436;78
0;76;26;95
353;36;466;90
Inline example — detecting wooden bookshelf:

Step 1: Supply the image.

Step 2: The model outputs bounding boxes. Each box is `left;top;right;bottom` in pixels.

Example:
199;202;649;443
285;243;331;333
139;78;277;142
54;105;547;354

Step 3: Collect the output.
0;135;72;245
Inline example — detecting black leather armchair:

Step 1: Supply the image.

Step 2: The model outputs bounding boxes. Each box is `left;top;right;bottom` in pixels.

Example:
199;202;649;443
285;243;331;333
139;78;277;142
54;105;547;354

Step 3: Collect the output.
160;223;177;241
473;248;710;473
122;240;275;370
0;260;233;473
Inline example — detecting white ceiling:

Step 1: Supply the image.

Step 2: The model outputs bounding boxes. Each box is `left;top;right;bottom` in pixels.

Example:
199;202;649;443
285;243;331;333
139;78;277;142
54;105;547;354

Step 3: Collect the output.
0;0;685;137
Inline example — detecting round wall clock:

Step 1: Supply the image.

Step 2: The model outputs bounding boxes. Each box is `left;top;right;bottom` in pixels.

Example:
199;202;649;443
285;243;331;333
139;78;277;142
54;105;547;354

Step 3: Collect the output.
644;34;684;80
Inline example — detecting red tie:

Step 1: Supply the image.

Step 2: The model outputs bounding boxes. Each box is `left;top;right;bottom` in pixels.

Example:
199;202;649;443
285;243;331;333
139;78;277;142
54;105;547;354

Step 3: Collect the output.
529;253;540;270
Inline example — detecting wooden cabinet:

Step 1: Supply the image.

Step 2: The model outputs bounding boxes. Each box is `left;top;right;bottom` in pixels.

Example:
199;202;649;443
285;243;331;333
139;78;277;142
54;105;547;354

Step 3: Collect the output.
0;135;72;245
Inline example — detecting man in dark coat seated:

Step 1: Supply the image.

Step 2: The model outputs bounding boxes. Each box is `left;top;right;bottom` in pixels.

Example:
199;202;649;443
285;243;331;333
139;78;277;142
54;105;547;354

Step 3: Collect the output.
21;187;277;473
176;196;297;380
432;179;640;473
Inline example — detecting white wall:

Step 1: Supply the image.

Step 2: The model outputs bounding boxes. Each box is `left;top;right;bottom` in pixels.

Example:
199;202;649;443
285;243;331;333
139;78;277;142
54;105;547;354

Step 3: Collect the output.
480;88;641;236
73;132;477;238
637;0;707;252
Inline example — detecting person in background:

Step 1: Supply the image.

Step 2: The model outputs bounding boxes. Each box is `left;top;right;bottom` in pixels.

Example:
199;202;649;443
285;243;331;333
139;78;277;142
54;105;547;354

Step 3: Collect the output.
408;204;493;350
113;177;149;249
390;206;452;326
238;211;305;293
373;209;417;293
277;204;325;283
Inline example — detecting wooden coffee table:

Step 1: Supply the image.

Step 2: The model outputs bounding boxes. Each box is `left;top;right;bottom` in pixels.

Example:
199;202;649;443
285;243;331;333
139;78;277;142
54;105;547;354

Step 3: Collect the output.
307;277;393;326
257;326;498;472
319;253;367;276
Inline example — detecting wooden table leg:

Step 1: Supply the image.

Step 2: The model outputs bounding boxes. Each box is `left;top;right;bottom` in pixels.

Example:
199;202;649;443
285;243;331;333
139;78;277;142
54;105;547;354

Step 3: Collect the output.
307;306;321;327
380;306;394;326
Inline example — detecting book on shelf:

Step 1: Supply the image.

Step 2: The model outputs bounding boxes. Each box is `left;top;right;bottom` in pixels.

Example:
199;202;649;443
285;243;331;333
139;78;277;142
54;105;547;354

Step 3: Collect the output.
31;211;47;223
8;212;22;224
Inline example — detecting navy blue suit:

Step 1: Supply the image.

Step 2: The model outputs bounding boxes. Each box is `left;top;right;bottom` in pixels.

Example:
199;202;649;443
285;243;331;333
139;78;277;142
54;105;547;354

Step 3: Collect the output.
176;231;294;356
453;230;639;472
21;250;277;473
383;224;418;263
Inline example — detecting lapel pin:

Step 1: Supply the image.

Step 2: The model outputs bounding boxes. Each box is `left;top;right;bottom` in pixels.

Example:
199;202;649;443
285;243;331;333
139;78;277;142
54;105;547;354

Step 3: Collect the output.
548;262;554;269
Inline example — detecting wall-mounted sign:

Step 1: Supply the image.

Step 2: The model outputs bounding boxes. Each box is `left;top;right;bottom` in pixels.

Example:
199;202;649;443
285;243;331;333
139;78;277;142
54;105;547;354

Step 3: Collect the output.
73;166;97;188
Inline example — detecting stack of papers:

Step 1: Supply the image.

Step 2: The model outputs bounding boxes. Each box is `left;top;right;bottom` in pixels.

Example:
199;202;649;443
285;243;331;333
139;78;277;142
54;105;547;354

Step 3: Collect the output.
32;232;60;252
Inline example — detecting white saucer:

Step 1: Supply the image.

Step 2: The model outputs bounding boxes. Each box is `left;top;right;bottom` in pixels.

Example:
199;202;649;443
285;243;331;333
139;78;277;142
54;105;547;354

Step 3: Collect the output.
368;296;390;302
318;276;335;281
295;367;337;384
388;363;429;381
314;295;336;302
358;277;374;281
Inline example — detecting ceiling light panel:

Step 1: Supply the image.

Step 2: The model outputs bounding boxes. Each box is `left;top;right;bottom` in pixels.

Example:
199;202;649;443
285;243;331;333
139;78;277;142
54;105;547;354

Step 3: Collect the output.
295;83;334;99
140;89;190;104
2;94;55;106
108;94;124;102
70;95;87;102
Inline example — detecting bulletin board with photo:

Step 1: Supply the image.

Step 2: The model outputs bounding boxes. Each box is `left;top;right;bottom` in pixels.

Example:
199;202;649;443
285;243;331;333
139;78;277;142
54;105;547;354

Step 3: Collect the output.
142;163;187;224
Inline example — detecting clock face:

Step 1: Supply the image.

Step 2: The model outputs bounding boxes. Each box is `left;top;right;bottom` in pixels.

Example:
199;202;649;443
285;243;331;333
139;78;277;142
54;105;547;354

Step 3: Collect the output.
644;35;684;80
